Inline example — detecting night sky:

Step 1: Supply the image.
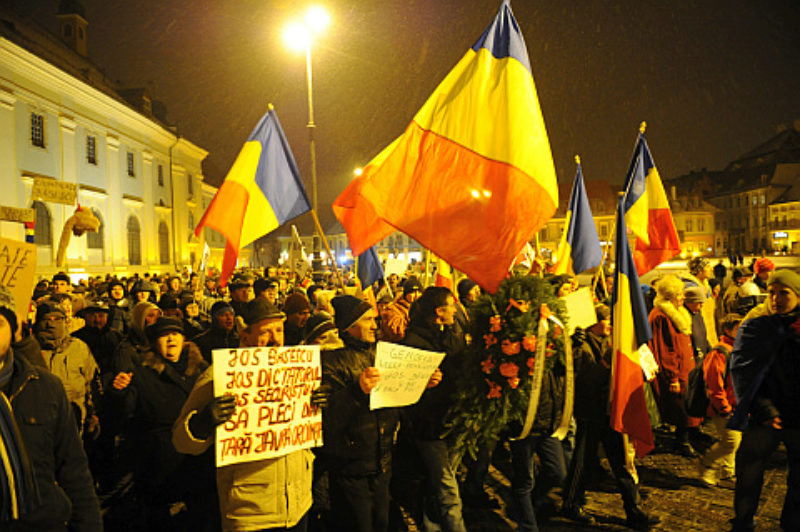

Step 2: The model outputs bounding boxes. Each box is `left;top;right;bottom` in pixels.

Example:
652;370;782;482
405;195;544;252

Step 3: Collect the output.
8;0;800;230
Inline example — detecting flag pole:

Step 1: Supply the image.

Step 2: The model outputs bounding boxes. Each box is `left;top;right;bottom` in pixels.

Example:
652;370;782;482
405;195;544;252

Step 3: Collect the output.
309;210;346;291
424;249;432;287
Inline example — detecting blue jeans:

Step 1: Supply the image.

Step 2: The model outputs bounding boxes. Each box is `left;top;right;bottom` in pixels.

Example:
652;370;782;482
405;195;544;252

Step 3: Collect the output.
415;439;466;532
509;435;567;532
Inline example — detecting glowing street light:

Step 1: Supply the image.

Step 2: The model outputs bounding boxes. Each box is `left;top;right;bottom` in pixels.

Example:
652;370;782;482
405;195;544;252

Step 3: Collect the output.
354;167;363;177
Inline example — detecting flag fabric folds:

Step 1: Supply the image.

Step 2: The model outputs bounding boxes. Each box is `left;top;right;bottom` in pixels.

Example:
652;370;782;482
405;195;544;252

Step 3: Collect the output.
195;107;311;286
610;198;655;456
621;131;680;275
332;1;558;293
434;256;453;291
552;161;602;275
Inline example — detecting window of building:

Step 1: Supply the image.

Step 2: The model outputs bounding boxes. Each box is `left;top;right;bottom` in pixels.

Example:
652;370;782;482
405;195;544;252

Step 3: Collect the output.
127;216;141;265
698;218;705;232
30;113;45;148
86;135;97;164
600;224;608;237
158;165;164;187
158;221;170;265
32;201;52;246
685;219;693;232
87;209;104;249
187;174;193;196
761;194;766;205
127;152;135;177
752;195;758;206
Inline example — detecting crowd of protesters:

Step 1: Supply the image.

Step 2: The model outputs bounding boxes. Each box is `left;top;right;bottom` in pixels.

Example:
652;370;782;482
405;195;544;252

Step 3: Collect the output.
0;252;798;531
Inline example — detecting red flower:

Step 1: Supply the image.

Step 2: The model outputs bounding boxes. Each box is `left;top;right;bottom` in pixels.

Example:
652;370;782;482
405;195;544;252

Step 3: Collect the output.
522;335;537;352
540;304;551;320
486;379;502;399
501;339;521;356
484;334;498;348
545;342;556;358
526;356;535;375
551;324;562;339
481;356;495;374
508;377;520;389
499;362;519;378
489;315;502;332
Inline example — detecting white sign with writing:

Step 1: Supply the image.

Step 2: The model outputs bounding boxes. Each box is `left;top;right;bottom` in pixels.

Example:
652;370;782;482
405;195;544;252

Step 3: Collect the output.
212;345;322;467
370;341;445;410
0;237;36;325
31;177;77;205
561;287;597;335
384;258;408;278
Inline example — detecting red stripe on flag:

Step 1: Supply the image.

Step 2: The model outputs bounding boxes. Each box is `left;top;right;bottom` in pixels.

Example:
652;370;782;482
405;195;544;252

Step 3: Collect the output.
195;181;249;286
610;349;655;457
633;207;680;276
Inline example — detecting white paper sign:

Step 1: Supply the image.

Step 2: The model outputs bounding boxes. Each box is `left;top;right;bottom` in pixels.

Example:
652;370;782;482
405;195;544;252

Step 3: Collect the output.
384;258;408;278
212;345;322;467
561;287;597;334
370;341;445;410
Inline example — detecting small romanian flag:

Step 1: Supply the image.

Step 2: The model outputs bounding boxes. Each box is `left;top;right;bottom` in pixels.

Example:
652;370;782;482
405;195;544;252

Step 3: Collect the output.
552;159;602;275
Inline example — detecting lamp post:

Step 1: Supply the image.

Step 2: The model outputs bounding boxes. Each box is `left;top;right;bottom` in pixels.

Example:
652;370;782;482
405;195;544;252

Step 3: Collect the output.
284;7;330;279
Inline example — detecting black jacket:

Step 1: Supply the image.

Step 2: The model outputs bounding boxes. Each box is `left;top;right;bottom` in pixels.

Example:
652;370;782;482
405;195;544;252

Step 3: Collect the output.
191;325;239;364
318;334;400;476
573;330;612;421
72;324;122;374
402;321;466;440
530;361;566;436
4;352;101;531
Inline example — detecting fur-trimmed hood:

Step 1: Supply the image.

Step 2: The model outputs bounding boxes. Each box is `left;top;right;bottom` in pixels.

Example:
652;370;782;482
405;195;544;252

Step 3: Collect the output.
140;340;207;377
653;297;692;335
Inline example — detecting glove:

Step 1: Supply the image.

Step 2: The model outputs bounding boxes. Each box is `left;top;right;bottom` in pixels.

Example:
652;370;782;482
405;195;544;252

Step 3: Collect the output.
571;327;587;349
189;395;236;439
310;384;332;410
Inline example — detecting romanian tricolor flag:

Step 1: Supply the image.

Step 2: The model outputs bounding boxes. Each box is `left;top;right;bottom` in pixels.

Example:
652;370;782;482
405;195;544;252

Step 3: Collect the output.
552;158;602;275
332;1;558;293
610;198;655;456
195;106;311;286
434;256;453;291
357;246;384;307
622;126;680;275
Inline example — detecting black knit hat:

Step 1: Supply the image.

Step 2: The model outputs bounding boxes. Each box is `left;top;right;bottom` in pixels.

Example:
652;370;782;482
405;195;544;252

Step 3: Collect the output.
303;313;336;344
108;279;125;293
211;300;235;317
284;293;311;316
158;294;179;311
243;299;285;326
402;276;422;294
457;278;478;302
145;316;184;344
52;271;71;284
331;295;373;332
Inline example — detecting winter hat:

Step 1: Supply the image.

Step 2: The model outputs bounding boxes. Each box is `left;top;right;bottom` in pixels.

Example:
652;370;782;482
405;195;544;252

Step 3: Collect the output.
134;280;156;294
253;278;278;297
211;300;235;317
229;272;255;290
79;300;110;316
108;280;125;294
754;258;775;275
35;301;66;323
158;294;179;311
595;304;611;322
284;293;311;316
131;301;160;335
52;271;71;284
402;277;422;294
0;286;18;334
687;257;711;276
331;295;372;332
303;313;337;344
732;266;750;281
243;299;285;326
145;316;184;344
457;279;478;302
684;286;706;304
767;269;800;296
179;294;197;311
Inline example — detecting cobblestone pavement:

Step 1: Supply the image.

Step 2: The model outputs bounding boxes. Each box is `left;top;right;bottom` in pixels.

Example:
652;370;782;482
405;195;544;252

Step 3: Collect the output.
403;422;788;531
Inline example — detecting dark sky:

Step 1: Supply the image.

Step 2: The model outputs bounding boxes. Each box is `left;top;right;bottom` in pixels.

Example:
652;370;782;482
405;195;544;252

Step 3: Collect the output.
9;0;800;229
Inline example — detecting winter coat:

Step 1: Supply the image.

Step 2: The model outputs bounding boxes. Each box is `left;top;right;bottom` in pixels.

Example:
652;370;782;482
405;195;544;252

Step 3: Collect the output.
648;302;694;386
40;336;98;427
402;321;466;440
573;330;612;421
172;366;314;530
681;275;719;346
109;341;207;492
191;324;239;364
4;352;102;531
703;335;736;417
729;309;800;430
108;300;131;335
72;324;122;374
318;334;401;476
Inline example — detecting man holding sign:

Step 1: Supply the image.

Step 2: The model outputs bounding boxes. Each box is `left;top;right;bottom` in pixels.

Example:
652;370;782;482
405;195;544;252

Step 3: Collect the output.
172;299;315;531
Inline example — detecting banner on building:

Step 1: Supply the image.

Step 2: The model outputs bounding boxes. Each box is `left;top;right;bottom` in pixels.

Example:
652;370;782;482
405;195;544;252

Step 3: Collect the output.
31;177;77;205
0;206;35;224
212;345;322;467
0;237;37;325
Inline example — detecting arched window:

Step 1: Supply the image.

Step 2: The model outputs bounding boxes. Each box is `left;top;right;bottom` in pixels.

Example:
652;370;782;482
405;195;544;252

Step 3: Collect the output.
32;201;52;246
158;221;170;265
127;216;141;265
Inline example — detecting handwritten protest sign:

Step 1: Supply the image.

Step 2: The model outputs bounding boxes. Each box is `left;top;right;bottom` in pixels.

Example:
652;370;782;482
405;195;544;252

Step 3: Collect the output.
561;287;597;334
384;258;408;278
212;345;322;467
0;206;35;223
31;177;77;205
0;237;36;324
370;341;445;410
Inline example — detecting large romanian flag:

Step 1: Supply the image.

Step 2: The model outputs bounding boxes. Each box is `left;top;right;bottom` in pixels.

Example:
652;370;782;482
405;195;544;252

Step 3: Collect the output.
610;197;655;456
195;106;311;285
622;128;680;275
332;1;558;293
552;159;602;275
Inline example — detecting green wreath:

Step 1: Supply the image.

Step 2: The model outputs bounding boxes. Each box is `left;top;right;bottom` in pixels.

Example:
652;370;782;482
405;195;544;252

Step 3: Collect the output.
444;274;568;459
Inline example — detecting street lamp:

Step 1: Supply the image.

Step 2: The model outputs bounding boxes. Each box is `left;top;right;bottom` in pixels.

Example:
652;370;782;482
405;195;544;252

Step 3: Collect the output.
283;6;330;278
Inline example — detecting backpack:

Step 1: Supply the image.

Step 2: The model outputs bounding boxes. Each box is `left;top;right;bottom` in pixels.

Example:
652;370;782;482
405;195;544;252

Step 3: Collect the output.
685;343;731;418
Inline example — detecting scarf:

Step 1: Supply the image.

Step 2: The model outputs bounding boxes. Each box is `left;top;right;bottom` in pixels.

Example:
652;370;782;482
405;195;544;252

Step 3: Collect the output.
653;297;692;335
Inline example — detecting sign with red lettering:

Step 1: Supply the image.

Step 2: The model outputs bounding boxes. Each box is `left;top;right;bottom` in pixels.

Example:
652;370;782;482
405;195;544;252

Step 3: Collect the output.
212;345;323;467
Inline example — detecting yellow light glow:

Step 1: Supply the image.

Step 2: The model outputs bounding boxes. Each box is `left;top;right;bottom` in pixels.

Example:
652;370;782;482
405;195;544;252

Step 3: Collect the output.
283;22;311;52
483;190;492;198
471;189;480;199
353;167;363;176
305;6;330;33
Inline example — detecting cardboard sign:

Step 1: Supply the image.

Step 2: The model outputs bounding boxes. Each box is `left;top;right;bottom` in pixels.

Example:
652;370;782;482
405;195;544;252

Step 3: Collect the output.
370;341;445;410
31;177;77;205
0;237;36;325
561;287;597;334
384;258;408;278
212;345;322;467
0;206;35;223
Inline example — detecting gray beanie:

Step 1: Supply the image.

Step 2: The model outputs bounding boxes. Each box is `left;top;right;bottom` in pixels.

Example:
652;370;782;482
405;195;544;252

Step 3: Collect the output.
767;269;800;296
